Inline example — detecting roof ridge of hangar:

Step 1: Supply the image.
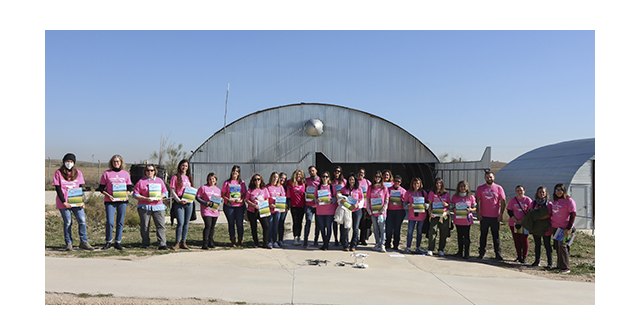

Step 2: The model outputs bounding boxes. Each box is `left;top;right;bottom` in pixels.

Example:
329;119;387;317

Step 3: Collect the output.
192;102;438;162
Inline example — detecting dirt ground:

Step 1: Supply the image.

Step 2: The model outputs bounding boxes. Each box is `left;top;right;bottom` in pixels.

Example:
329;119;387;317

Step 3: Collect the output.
45;292;242;305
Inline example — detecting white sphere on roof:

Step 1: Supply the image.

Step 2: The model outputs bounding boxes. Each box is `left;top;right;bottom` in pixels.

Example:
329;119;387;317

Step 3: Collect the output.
304;118;324;136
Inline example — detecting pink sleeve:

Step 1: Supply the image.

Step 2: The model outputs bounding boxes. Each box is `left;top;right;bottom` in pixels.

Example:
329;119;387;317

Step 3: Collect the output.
133;180;143;195
99;171;108;185
196;186;206;198
52;170;61;186
77;170;85;185
170;175;177;189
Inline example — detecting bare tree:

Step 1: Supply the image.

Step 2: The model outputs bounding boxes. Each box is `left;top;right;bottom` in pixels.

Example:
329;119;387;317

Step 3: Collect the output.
150;135;186;177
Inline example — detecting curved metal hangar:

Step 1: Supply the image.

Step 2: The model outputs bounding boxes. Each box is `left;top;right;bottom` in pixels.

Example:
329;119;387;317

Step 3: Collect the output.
189;103;439;190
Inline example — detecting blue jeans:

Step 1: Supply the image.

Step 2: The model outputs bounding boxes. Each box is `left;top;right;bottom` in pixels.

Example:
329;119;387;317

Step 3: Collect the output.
278;210;287;242
407;220;424;250
372;215;386;248
269;212;281;244
59;207;88;245
105;202;127;243
223;204;246;243
349;209;363;248
174;202;193;243
385;209;405;248
303;206;316;244
316;215;334;247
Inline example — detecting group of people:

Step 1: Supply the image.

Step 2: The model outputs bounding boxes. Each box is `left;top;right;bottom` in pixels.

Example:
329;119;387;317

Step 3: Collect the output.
52;153;577;274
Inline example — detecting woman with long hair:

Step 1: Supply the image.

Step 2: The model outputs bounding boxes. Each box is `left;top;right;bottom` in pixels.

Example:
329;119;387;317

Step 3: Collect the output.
245;174;271;248
451;180;476;259
402;177;428;254
170;159;195;250
549;183;576;274
336;172;363;251
97;154;133;251
315;171;337;250
368;171;390;252
331;166;346;246
356;168;371;246
221;165;247;247
426;177;451;256
531;186;553;268
52;153;94;251
267;172;286;248
196;172;222;249
287;169;306;245
277;172;288;246
133;164;169;250
507;185;533;263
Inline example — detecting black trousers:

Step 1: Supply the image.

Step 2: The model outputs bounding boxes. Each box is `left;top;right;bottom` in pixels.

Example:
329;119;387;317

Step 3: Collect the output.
533;234;553;266
456;225;471;257
247;211;270;246
202;216;218;247
290;207;305;237
479;217;501;256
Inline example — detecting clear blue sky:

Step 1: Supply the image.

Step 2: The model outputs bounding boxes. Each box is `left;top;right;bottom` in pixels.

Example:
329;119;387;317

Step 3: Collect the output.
45;30;594;164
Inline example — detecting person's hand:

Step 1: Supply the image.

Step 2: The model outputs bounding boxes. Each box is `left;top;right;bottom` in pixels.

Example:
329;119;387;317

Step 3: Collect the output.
106;193;115;201
180;199;188;205
63;202;72;209
515;224;522;230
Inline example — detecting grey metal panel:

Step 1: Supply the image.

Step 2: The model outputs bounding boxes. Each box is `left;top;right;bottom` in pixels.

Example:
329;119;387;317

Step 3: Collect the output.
571;159;593;185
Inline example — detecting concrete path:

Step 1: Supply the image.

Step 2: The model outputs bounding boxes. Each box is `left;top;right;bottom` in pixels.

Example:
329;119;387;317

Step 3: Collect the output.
45;247;594;305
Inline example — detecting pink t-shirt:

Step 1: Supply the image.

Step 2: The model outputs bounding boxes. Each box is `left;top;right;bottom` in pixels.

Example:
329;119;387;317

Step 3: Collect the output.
52;169;85;209
357;178;372;209
99;169;132;203
476;183;506;218
368;185;389;217
221;179;247;207
245;188;271;213
305;176;321;207
267;184;286;214
339;187;364;212
403;189;428;221
315;184;337;216
428;191;451;217
507;196;533;227
549;197;577;229
287;182;306;208
133;177;168;206
451;194;476;226
196;184;221;217
387;186;407;211
170;174;192;197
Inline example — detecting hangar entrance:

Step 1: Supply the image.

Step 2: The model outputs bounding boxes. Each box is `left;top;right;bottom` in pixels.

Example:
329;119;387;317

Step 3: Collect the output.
315;153;436;191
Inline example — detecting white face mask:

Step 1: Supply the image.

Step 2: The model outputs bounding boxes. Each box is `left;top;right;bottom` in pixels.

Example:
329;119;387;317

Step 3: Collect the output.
64;162;74;170
459;192;467;197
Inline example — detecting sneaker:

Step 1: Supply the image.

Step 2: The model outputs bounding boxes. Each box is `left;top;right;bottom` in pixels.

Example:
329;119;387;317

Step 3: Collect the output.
313;241;319;247
101;242;112;250
158;245;168;250
343;247;349;252
267;242;273;249
293;237;302;246
531;261;540;267
202;245;209;250
65;243;73;251
495;254;504;261
438;250;445;257
426;250;433;256
478;253;485;260
380;246;386;253
114;242;124;251
405;248;411;254
349;247;355;252
561;269;571;274
79;241;94;251
334;241;340;246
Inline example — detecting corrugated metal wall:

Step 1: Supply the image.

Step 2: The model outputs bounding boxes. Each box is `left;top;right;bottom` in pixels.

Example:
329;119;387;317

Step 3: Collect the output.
189;103;439;188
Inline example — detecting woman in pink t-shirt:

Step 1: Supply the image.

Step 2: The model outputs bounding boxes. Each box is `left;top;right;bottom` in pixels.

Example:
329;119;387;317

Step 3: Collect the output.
506;185;533;264
96;154;133;251
169;159;194;250
450;180;476;259
402;177;429;254
52;153;94;251
196;172;221;250
330;166;346;246
266;172;286;249
315;171;337;250
221;165;247;247
245;174;271;248
336;173;363;251
277;172;288;246
367;171;390;252
287;169;306;245
549;183;577;274
427;177;451;257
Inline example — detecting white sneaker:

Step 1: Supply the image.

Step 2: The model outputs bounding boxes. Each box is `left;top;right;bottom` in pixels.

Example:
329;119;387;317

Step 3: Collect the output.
381;246;386;253
438;250;445;257
426;250;433;256
293;237;301;246
267;242;273;249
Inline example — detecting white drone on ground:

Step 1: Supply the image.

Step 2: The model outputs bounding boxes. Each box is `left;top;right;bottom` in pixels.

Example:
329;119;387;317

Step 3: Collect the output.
351;252;369;269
